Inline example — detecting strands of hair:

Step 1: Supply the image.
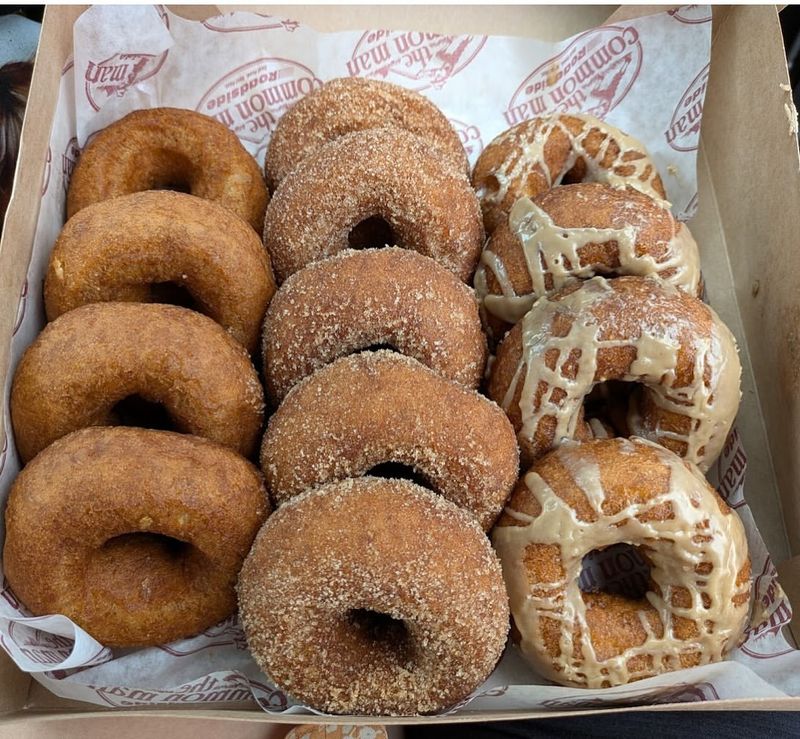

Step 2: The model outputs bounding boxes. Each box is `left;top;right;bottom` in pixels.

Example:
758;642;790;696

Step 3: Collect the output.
0;60;32;227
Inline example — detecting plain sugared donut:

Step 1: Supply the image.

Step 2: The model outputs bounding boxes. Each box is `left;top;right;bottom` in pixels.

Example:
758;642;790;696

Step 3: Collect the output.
238;476;509;715
264;77;468;189
45;191;276;354
487;276;741;471
261;351;518;531
263;128;484;283
4;427;269;647
10;303;264;462
473;113;668;233
262;248;486;404
492;437;751;688
67;107;268;231
474;183;701;343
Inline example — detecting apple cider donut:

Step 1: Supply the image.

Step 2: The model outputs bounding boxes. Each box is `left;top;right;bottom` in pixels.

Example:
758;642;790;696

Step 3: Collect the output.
474;183;701;342
492;437;751;688
10;303;264;463
261;351;518;530
473;113;668;233
66;107;268;231
264;77;468;189
263;248;486;404
487;276;741;471
263;128;484;283
238;476;509;715
45;191;276;354
4;427;268;647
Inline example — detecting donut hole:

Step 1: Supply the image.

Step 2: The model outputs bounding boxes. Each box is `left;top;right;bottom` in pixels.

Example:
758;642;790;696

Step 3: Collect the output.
149;281;201;311
100;532;189;560
110;394;176;431
579;543;652;601
348;216;396;249
366;461;433;491
583;380;636;437
347;608;410;649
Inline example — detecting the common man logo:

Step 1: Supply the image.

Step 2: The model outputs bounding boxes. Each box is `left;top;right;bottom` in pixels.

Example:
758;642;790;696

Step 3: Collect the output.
741;557;793;654
197;58;321;145
348;31;486;91
505;25;642;125
668;5;713;24
665;63;709;152
84;52;168;111
450;119;483;160
61;138;80;193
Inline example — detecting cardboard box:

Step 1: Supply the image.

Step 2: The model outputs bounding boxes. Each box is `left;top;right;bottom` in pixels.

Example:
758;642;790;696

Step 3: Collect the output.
1;3;799;730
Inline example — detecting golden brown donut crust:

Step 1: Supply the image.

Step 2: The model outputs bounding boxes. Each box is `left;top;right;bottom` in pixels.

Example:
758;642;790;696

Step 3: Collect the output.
263;128;484;283
492;438;751;688
238;476;509;715
67;107;268;231
261;351;518;530
4;427;269;647
474;183;701;343
487;276;741;471
472;113;667;234
262;247;487;404
10;303;264;462
45;191;276;354
264;77;468;189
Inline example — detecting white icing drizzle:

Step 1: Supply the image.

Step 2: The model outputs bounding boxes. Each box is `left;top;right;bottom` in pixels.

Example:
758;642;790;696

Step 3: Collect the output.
497;276;741;471
476;113;669;216
491;437;751;689
475;198;701;327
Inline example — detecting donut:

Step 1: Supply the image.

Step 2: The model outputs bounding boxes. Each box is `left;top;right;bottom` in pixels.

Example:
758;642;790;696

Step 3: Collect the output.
261;351;518;530
238;476;509;715
4;427;269;647
264;77;468;189
10;303;264;463
263;128;484;283
474;183;701;342
262;247;486;404
492;437;751;688
66;107;268;231
487;276;741;471
45;191;276;353
472;113;668;234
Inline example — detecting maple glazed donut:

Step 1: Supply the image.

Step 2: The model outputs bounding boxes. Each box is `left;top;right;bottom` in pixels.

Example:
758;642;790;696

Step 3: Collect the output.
263;128;484;283
10;303;264;463
474;183;702;342
492;437;751;688
261;351;518;531
263;248;486;404
4;427;269;647
487;276;741;471
45;191;276;353
238;476;509;715
473;113;668;233
264;77;468;189
66;107;268;231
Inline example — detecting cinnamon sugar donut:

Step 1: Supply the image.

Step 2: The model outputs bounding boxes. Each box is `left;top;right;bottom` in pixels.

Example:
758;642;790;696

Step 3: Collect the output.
238;476;509;715
264;77;467;189
263;128;484;283
492;437;751;688
474;183;701;342
261;351;518;530
4;427;268;647
45;191;276;353
487;276;741;471
473;113;668;233
263;248;486;404
10;303;264;463
67;108;268;231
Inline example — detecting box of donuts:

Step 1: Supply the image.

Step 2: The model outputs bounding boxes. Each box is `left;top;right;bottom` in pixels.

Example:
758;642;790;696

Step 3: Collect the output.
1;2;799;729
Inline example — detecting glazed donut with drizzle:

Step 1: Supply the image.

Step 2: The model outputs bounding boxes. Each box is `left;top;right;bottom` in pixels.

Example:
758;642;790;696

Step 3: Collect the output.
492;437;751;688
487;276;741;471
472;113;668;234
474;183;701;343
